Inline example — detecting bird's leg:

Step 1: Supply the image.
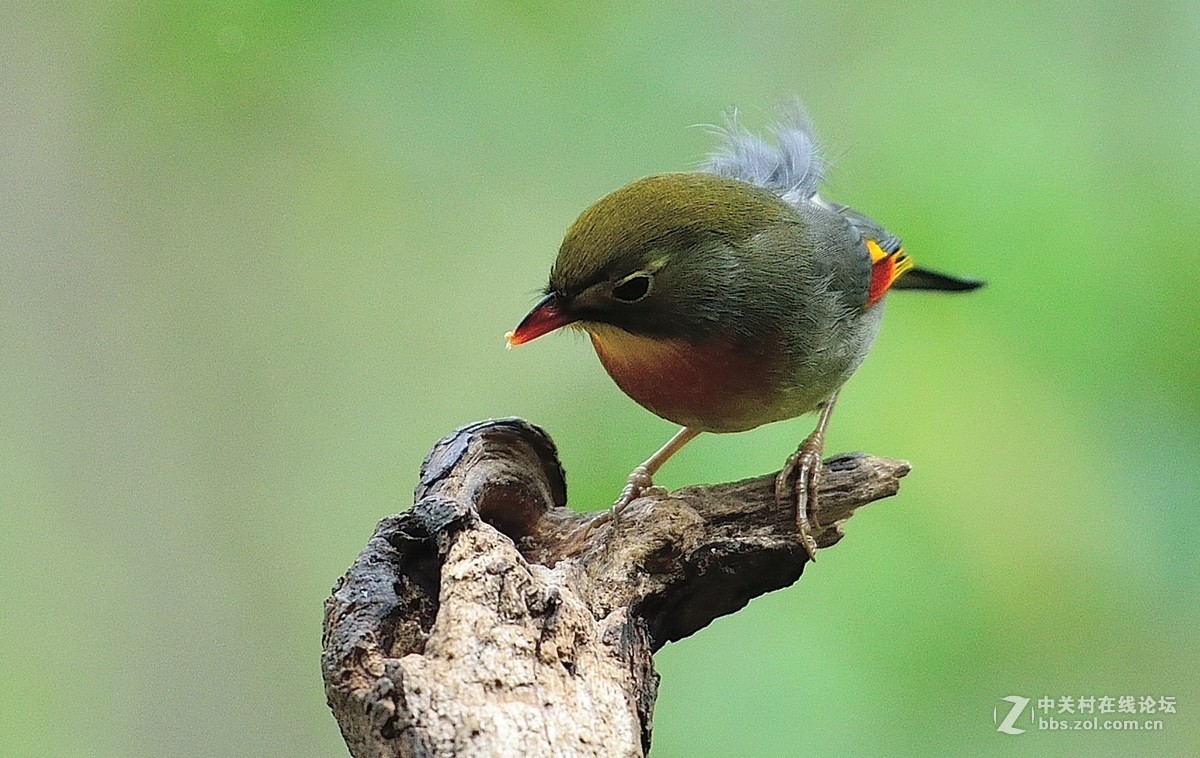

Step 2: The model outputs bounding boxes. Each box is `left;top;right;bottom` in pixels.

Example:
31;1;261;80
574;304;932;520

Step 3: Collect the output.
616;426;701;508
588;427;701;535
775;392;839;562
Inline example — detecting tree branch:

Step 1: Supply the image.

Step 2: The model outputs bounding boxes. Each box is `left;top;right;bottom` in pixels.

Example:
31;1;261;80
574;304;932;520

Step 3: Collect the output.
322;418;909;757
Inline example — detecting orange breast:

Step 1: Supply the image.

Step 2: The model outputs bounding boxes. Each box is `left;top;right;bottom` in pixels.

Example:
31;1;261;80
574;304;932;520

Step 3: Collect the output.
586;325;788;433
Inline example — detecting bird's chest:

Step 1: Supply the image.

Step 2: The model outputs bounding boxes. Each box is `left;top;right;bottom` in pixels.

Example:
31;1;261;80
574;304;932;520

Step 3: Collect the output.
587;326;796;433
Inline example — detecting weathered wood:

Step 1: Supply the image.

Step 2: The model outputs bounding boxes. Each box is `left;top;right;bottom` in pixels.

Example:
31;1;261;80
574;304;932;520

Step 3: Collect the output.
322;418;909;757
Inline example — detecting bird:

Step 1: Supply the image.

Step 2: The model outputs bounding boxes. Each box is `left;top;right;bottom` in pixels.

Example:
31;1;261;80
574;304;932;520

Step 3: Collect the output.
505;107;981;559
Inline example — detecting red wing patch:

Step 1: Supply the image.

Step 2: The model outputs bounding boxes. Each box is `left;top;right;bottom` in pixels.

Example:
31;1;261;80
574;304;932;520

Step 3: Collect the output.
866;239;915;308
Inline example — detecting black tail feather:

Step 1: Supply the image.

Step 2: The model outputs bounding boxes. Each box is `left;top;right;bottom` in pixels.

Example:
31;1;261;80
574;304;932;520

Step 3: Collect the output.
893;267;984;292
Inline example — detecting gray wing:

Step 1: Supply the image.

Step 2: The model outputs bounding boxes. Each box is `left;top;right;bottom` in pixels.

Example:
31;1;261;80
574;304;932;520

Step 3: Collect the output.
789;199;876;311
816;199;903;254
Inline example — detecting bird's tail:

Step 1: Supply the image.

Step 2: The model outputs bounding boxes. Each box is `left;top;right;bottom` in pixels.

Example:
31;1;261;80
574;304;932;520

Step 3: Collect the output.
867;241;983;307
892;267;985;292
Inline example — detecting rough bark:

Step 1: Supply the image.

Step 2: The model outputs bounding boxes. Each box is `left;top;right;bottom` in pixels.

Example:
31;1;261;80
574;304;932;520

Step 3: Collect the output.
322;418;909;757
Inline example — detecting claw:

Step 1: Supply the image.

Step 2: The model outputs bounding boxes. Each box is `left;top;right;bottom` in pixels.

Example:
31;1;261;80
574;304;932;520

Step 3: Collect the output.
592;426;702;541
607;464;656;539
578;465;656;544
776;447;822;561
614;465;654;511
777;393;839;562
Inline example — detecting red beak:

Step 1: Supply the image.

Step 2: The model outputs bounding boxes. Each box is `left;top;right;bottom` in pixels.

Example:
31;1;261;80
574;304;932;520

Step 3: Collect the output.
506;294;577;347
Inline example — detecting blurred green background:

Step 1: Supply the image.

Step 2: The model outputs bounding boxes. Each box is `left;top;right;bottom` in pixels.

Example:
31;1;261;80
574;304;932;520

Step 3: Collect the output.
3;1;1198;756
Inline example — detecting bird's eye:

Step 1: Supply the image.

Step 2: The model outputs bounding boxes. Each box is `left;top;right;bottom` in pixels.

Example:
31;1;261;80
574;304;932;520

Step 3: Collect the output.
612;273;652;303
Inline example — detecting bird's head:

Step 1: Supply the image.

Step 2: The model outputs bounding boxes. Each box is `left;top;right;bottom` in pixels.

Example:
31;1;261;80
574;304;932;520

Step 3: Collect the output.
507;173;790;347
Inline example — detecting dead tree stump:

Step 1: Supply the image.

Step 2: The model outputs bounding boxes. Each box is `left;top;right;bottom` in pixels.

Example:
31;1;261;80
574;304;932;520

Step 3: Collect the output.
322;418;909;757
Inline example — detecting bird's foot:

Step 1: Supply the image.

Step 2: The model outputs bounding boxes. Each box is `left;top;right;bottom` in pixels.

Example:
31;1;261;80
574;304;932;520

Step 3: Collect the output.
582;466;660;541
615;465;655;512
775;444;824;562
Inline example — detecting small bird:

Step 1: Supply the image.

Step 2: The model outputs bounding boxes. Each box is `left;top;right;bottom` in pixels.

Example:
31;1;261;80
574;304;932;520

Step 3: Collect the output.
506;107;981;559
